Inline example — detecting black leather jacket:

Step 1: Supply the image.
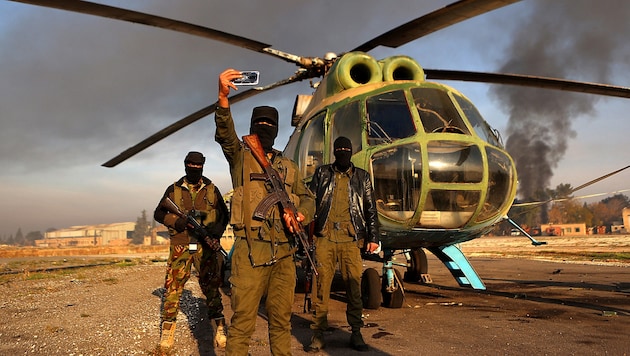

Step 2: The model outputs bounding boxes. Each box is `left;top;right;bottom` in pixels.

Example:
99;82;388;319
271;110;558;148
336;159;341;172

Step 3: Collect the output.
309;164;379;244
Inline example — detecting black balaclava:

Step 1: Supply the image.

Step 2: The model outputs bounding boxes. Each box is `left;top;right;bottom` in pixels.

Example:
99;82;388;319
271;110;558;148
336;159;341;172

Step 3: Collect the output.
184;151;205;184
249;106;279;153
333;136;353;172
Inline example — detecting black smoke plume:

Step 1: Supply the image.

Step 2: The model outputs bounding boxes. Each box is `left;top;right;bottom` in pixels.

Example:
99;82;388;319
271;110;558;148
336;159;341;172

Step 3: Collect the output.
492;0;630;200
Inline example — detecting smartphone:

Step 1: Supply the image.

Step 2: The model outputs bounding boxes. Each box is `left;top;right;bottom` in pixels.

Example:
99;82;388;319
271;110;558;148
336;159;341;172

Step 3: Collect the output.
232;71;259;85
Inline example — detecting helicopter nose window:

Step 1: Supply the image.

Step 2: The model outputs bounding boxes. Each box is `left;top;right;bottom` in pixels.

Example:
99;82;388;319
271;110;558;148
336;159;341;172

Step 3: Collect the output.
411;87;470;135
366;90;416;145
475;147;515;222
420;189;480;228
371;143;422;221
427;141;483;183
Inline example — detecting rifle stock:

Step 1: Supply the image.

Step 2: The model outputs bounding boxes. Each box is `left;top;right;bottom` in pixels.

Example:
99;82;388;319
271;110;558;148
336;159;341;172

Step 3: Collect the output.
243;134;318;277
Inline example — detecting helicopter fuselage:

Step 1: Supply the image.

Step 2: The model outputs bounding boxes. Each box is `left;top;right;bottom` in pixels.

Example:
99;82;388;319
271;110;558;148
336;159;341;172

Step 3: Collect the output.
284;52;518;251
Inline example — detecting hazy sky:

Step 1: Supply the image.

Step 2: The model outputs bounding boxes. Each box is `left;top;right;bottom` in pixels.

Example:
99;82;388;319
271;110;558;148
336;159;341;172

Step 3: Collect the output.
1;0;629;237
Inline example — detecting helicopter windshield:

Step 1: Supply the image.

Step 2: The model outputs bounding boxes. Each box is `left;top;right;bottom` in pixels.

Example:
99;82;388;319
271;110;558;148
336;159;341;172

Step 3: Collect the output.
453;94;501;146
366;90;416;145
411;87;470;135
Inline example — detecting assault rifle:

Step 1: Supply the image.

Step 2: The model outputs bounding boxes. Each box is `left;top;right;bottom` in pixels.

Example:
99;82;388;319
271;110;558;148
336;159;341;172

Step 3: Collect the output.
243;134;318;277
159;196;227;257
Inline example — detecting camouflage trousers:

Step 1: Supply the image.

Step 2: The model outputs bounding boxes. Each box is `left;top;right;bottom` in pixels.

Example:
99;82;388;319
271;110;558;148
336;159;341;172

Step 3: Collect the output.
161;243;224;322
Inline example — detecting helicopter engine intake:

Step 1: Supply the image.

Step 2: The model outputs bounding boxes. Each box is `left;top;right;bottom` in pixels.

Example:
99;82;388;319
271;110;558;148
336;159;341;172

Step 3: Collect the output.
379;55;425;82
325;51;382;93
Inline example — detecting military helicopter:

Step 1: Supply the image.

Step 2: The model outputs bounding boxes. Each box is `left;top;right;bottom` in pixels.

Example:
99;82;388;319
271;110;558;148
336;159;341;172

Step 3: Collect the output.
11;0;630;309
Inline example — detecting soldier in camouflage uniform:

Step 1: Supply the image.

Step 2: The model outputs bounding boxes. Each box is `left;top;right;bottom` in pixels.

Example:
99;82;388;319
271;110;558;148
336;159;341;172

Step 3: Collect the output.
215;68;315;356
154;151;229;351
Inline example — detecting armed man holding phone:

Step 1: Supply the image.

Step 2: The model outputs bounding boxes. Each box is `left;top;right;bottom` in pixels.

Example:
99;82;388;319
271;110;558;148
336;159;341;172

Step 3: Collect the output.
214;68;315;356
153;151;229;352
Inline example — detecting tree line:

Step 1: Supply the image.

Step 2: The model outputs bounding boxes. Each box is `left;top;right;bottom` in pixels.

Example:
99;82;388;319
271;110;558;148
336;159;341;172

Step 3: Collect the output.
501;183;629;234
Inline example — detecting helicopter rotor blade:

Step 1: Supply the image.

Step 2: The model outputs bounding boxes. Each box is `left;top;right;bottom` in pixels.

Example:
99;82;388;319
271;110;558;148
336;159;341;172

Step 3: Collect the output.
10;0;267;51
512;165;630;208
9;0;321;68
101;73;309;168
425;69;630;99
352;0;520;52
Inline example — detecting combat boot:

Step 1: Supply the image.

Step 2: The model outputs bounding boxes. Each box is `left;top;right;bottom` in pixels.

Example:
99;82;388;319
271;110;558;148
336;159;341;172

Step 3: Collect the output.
350;329;368;352
159;321;176;350
212;317;228;348
305;330;325;352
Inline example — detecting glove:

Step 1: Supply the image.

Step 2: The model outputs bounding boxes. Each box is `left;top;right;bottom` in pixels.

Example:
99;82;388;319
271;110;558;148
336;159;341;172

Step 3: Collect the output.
173;217;187;233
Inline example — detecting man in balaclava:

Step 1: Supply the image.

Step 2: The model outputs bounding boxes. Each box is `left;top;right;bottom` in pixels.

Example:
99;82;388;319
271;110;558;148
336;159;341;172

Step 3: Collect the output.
214;68;315;356
307;136;380;353
332;136;353;172
153;151;230;351
184;151;205;184
249;105;279;154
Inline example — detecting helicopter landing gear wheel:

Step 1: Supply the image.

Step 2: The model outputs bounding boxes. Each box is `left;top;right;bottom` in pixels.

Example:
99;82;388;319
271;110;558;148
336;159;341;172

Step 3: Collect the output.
404;248;428;283
361;268;381;309
382;268;404;308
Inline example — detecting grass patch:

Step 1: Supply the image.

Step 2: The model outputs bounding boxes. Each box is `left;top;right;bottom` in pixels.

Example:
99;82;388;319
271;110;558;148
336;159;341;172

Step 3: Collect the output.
25;272;52;280
102;277;119;285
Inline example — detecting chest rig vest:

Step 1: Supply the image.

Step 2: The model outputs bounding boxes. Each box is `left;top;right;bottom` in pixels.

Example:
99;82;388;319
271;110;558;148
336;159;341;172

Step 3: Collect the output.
169;181;217;242
230;149;300;266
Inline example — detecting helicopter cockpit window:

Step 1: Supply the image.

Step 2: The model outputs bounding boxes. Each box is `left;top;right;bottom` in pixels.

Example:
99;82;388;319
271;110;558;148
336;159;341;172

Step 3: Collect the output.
411;87;470;135
371;143;422;222
330;101;363;160
297;111;326;179
453;94;501;146
366;90;416;145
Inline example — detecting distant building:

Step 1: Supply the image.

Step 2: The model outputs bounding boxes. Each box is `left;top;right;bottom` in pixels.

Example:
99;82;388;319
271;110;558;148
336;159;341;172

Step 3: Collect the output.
35;222;135;248
35;193;236;248
540;223;586;236
623;207;630;233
